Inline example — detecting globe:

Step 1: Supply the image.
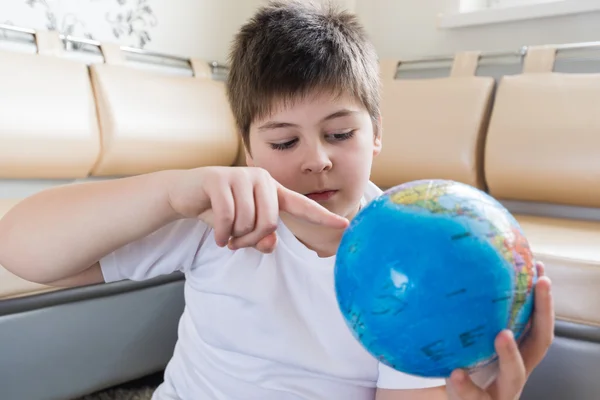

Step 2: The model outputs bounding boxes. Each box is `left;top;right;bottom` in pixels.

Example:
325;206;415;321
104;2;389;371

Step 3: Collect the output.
334;179;538;378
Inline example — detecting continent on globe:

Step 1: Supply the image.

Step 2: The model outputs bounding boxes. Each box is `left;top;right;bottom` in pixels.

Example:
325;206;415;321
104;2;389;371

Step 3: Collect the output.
334;179;538;378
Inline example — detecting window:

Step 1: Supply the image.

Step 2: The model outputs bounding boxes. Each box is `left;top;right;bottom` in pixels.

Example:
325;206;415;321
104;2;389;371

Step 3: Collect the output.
440;0;600;29
488;0;562;9
459;0;563;13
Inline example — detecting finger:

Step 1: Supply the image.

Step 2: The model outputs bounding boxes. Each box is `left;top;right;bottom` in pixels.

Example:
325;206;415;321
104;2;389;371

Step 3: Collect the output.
230;174;257;238
229;232;277;253
521;275;554;374
207;185;235;247
229;178;279;250
536;261;545;278
518;260;545;338
254;231;278;253
277;184;349;228
493;330;527;399
447;369;491;400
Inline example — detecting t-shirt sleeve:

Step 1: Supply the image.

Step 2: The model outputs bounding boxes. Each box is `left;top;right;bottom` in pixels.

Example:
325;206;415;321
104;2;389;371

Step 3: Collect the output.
376;362;446;390
99;218;211;282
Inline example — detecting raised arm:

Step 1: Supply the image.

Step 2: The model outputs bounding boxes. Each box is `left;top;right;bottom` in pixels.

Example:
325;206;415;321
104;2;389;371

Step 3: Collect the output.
0;166;349;286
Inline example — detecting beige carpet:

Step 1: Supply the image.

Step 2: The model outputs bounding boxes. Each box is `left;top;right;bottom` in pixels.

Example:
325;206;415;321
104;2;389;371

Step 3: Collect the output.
76;387;155;400
73;372;162;400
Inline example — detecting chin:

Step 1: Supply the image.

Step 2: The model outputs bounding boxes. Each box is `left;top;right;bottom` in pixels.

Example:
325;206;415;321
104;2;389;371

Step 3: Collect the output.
329;201;360;220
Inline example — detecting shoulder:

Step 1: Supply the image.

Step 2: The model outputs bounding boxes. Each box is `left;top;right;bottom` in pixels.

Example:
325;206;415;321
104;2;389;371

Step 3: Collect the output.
100;218;213;282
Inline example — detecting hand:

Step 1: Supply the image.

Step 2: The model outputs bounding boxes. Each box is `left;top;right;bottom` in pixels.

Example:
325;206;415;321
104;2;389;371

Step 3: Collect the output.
168;166;349;253
446;261;555;400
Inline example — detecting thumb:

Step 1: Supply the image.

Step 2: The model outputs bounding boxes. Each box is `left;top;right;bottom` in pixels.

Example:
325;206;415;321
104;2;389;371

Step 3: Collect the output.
446;369;491;400
253;231;277;253
228;231;276;253
203;208;278;253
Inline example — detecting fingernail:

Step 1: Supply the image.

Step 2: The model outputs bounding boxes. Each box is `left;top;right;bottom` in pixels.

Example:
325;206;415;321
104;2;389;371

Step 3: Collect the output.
502;329;514;345
504;330;516;349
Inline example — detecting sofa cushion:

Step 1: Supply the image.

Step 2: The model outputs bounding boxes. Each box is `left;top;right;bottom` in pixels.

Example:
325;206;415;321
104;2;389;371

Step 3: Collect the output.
516;214;600;326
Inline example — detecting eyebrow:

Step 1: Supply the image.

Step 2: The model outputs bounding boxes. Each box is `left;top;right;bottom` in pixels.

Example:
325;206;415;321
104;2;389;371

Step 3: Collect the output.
257;109;358;131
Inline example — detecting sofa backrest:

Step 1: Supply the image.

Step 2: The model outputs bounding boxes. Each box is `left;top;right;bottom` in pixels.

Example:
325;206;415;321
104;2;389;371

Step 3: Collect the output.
371;51;495;190
485;46;600;209
89;43;240;176
0;31;101;180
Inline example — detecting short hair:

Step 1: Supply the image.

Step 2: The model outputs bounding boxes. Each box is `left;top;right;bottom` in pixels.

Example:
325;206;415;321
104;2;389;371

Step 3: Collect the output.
226;0;381;153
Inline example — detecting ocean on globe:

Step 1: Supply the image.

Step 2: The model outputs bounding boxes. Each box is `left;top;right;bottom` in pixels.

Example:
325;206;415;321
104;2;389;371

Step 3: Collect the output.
334;179;538;378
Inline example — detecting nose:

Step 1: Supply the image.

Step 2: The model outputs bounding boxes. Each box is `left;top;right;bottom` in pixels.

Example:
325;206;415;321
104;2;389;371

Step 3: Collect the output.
301;143;332;173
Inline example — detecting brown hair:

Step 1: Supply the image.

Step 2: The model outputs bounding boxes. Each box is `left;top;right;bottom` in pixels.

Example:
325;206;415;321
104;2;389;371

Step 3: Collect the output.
226;0;381;153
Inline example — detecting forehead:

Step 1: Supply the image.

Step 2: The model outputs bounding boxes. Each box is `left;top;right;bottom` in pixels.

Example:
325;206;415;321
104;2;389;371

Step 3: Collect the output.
251;89;367;127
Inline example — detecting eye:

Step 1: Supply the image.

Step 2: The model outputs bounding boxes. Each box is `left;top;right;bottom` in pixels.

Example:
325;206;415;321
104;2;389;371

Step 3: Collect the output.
270;138;298;151
328;130;356;142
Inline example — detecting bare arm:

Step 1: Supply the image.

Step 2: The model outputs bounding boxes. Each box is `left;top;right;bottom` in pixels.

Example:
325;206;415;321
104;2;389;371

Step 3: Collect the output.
0;170;181;285
0;166;349;287
46;262;104;287
375;386;448;400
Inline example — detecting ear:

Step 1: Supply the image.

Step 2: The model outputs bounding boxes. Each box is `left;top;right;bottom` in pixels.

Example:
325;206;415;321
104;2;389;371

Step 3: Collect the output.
373;114;383;156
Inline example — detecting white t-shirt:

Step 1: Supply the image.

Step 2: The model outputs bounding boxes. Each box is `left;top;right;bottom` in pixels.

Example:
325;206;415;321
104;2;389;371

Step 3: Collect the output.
100;181;446;400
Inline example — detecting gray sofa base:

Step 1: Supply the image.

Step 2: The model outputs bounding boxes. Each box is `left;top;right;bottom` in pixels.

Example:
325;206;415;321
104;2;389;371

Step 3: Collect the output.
0;274;185;400
522;320;600;400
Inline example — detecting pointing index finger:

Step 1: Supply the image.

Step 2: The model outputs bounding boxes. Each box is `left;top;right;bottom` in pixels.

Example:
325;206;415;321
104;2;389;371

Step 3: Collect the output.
276;184;349;228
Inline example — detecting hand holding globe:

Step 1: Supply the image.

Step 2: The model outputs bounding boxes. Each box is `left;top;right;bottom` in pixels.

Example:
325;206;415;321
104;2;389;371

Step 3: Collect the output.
334;179;554;397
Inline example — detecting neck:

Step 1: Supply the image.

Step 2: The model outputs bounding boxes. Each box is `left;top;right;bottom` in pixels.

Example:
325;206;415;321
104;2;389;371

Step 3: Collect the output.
281;202;362;258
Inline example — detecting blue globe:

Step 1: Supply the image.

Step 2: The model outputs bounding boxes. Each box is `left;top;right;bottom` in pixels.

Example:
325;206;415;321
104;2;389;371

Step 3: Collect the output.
334;179;537;378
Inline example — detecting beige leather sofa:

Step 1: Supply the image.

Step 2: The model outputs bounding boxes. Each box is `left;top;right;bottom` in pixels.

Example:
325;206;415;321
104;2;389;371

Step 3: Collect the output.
374;46;600;400
0;30;242;400
1;29;598;399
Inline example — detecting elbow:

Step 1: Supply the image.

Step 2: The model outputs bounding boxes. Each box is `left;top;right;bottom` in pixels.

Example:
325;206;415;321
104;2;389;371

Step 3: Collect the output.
0;258;58;285
0;253;51;285
0;221;19;277
0;221;52;285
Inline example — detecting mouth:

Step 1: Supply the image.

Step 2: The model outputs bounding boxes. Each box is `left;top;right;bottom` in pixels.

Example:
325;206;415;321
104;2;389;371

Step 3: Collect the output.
305;190;338;201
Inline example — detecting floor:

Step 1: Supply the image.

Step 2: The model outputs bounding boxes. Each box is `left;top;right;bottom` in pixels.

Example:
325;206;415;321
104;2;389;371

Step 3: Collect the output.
73;371;164;400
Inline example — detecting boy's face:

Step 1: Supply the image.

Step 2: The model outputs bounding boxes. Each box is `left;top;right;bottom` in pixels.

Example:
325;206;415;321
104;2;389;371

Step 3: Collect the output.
245;90;382;219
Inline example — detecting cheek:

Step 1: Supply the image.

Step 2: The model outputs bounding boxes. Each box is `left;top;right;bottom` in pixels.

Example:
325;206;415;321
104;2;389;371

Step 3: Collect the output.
269;169;297;189
338;135;373;171
251;151;298;187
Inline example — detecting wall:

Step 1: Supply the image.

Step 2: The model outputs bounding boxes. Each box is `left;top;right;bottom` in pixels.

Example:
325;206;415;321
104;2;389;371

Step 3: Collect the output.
355;0;600;60
0;0;263;63
4;1;598;66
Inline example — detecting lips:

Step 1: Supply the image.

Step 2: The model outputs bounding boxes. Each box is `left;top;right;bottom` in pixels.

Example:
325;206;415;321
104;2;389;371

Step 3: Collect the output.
305;190;337;201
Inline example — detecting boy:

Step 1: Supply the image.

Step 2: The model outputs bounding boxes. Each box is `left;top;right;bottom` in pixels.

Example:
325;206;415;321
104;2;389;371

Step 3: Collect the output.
0;1;554;399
